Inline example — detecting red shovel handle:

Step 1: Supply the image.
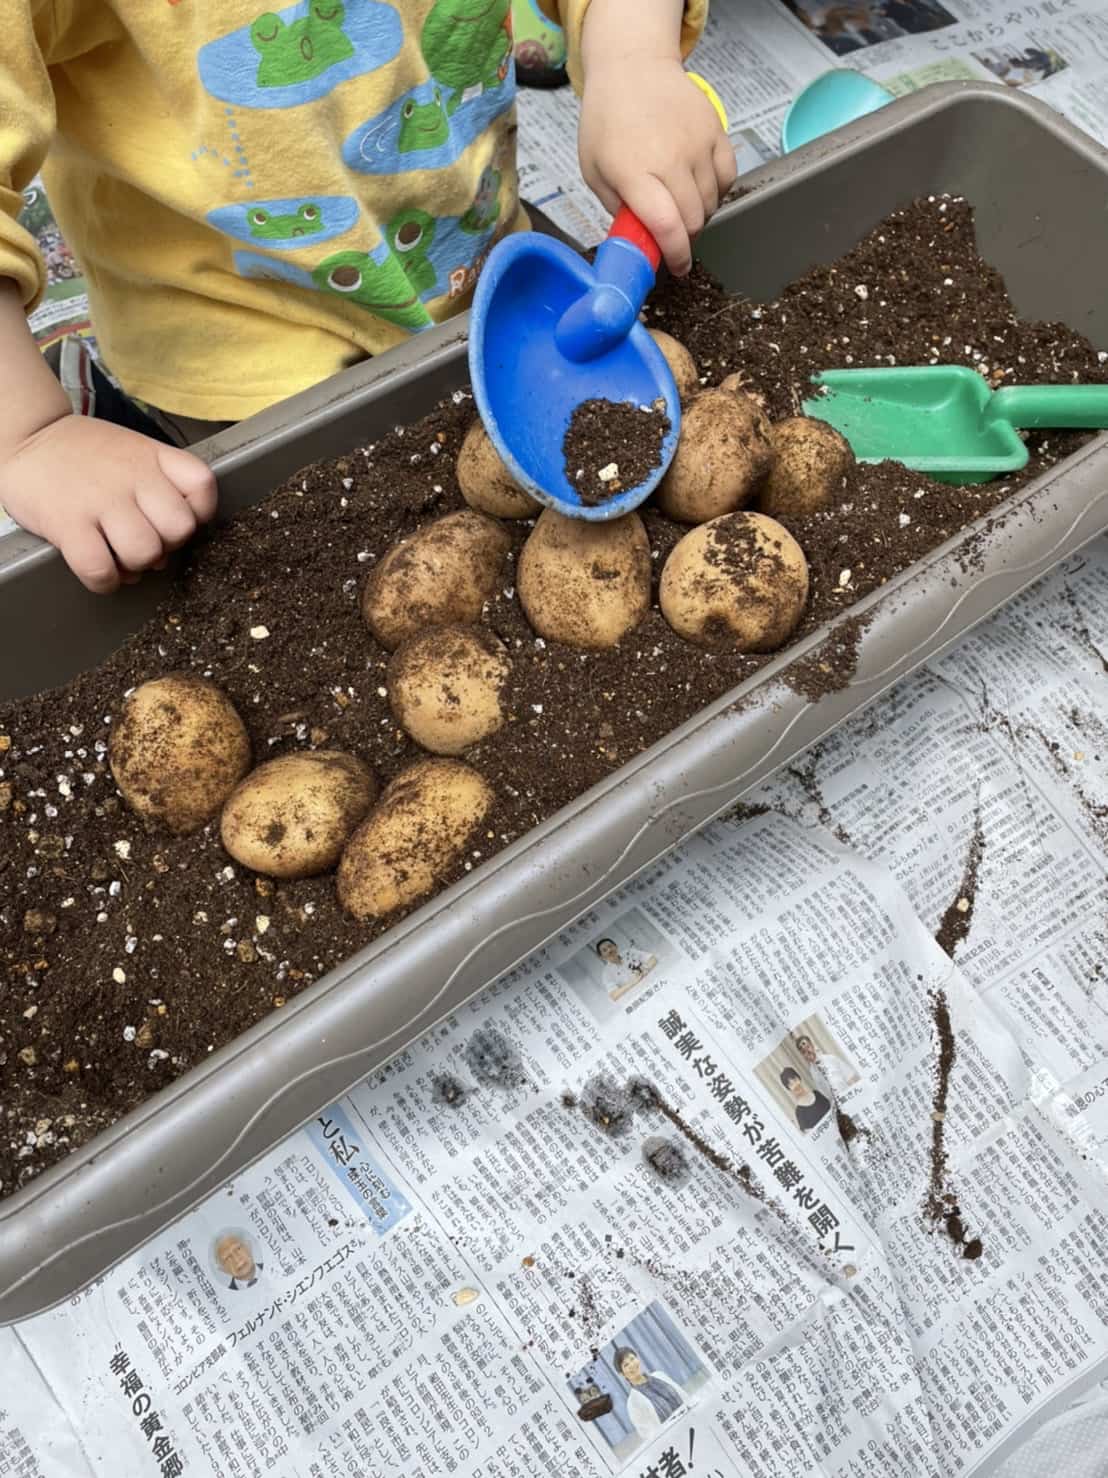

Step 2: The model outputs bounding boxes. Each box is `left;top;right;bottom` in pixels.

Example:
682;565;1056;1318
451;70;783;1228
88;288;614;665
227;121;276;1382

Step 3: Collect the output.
608;205;662;272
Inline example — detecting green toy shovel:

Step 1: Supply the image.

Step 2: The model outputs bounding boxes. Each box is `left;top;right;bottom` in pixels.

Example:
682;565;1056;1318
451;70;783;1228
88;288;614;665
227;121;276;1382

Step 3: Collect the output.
803;364;1108;484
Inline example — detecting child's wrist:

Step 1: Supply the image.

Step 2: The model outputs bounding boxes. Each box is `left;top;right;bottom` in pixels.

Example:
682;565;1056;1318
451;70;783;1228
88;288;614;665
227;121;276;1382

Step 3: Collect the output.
0;280;71;452
581;0;685;75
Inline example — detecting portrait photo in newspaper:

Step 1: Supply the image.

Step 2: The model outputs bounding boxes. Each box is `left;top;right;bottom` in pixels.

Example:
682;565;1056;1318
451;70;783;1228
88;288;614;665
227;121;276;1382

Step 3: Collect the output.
556;908;676;1019
208;1228;264;1292
566;1300;710;1461
754;1015;861;1134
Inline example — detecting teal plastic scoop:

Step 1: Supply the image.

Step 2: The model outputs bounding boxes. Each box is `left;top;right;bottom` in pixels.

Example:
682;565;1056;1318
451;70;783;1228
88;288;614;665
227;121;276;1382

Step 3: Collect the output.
782;70;894;153
804;365;1108;484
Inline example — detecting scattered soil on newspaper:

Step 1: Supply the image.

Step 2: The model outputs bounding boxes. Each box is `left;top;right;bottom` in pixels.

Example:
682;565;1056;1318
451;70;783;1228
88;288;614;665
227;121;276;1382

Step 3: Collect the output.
927;988;984;1260
562;398;669;505
836;1107;869;1146
568;1074;768;1204
786;750;852;848
4;196;1106;1200
935;805;986;957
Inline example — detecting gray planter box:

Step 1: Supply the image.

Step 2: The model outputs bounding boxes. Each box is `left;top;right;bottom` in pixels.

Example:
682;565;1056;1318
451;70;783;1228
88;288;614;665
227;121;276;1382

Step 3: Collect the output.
2;82;1107;1323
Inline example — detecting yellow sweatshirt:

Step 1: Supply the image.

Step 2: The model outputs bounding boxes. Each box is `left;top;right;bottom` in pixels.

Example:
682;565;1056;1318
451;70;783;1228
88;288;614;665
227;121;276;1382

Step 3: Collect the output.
0;1;705;422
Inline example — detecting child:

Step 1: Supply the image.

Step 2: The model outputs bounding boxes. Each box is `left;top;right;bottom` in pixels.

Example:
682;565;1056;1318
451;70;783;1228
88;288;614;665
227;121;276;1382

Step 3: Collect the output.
0;1;733;594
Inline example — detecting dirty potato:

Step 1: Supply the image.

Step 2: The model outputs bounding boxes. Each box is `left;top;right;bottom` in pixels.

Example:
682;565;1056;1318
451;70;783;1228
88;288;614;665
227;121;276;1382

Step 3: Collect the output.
647;328;699;399
337;759;494;920
110;674;251;834
655;388;773;524
388;626;511;755
457;419;540;520
221;751;376;878
518;509;651;650
760;415;855;522
361;510;512;650
659;511;809;652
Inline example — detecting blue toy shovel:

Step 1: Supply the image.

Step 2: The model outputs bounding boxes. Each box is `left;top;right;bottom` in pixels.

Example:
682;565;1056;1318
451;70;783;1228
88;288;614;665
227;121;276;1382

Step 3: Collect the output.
470;74;728;521
469;205;680;520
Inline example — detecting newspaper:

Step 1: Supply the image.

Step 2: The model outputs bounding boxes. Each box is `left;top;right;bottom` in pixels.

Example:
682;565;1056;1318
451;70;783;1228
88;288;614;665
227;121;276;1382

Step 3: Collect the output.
516;0;1108;246
3;535;1106;1477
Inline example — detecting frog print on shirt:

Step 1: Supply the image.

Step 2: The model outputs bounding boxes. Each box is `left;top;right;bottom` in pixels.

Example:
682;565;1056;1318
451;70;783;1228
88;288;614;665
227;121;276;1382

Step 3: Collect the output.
230;173;504;329
250;3;355;88
207;195;359;250
198;0;403;110
422;0;513;111
312;249;433;328
233;244;433;331
398;87;451;153
343;69;515;176
387;208;438;295
249;202;323;237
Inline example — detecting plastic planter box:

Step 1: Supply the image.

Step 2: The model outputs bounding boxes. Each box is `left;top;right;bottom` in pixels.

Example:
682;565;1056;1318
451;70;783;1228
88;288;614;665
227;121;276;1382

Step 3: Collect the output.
2;82;1107;1322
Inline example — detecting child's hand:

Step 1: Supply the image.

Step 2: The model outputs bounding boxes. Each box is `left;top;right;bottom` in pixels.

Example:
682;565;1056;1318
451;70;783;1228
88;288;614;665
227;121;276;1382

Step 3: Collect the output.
578;45;735;277
0;416;217;594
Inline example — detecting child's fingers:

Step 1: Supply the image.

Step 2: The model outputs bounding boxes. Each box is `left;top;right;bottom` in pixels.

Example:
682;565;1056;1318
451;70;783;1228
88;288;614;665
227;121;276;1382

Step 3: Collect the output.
158;445;218;522
135;478;199;551
60;523;122;595
714;136;739;196
623;175;694;276
694;157;721;218
583;166;620;219
99;503;166;574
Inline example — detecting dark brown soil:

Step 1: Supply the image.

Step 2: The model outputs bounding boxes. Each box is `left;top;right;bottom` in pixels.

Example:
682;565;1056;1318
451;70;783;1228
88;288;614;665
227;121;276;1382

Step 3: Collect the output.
927;988;984;1260
835;1107;869;1146
935;805;986;957
562;397;669;505
2;195;1104;1200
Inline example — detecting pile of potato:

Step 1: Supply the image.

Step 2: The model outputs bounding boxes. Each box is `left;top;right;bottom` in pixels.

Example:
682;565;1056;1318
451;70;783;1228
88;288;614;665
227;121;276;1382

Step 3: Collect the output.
109;338;851;927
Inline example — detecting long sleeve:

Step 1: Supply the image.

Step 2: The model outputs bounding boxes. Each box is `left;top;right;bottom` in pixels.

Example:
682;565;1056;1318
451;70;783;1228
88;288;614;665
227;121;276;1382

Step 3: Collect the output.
0;4;58;309
542;0;708;93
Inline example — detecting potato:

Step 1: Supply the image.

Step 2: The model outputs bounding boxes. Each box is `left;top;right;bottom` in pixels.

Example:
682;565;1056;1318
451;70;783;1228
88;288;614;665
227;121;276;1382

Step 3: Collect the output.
337;759;494;920
718;370;769;413
659;511;809;653
655;388;773;524
760;416;855;522
518;509;651;650
221;751;376;879
457;419;540;520
389;626;511;755
648;328;699;399
362;510;512;650
110;674;251;835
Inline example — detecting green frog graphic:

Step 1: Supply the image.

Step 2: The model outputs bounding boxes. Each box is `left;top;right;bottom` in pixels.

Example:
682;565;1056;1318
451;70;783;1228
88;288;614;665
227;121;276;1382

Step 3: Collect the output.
397;87;451;153
251;1;355;89
313;249;433;331
386;208;438;295
420;0;512;111
247;202;324;239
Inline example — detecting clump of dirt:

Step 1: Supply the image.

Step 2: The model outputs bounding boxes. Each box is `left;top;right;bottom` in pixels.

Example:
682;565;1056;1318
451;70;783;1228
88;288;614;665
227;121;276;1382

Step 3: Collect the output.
641;1135;691;1186
463;1026;526;1090
431;1072;471;1108
578;1072;636;1138
835;1107;869;1147
562;398;669;505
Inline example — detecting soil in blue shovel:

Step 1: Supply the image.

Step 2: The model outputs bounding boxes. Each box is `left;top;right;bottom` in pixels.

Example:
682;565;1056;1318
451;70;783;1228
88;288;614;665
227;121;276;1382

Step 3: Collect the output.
563;398;669;506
